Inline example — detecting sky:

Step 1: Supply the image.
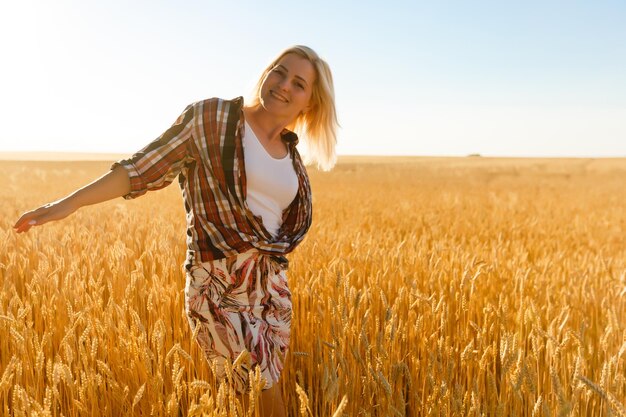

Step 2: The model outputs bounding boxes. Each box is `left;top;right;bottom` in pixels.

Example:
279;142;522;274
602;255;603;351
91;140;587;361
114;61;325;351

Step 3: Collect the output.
0;0;625;157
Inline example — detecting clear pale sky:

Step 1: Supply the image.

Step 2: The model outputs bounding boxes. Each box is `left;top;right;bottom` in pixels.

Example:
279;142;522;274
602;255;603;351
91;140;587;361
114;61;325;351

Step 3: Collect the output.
1;0;625;157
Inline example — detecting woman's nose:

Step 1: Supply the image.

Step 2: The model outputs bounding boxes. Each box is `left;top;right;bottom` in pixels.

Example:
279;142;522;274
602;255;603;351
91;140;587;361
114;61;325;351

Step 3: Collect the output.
278;77;290;91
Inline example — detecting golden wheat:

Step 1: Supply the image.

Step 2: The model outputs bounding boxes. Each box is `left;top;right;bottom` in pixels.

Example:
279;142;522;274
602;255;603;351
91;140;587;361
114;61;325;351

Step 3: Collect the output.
1;156;625;416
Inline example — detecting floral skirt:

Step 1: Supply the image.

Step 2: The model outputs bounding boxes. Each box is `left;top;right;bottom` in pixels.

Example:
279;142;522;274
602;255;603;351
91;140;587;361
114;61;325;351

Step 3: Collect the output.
184;250;292;392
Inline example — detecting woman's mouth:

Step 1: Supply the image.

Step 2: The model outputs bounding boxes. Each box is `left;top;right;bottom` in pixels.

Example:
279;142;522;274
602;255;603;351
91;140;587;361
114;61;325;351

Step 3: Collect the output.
270;90;289;103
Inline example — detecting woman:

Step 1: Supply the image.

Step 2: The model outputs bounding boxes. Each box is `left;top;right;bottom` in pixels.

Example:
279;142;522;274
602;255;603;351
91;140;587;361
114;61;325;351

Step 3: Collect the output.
13;45;338;417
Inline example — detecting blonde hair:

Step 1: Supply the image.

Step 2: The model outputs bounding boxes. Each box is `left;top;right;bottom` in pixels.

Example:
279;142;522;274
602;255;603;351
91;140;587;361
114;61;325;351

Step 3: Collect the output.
250;45;338;171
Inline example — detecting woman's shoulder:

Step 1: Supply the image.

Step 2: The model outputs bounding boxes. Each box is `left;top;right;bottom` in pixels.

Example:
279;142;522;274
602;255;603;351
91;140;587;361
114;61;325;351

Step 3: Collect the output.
185;97;245;148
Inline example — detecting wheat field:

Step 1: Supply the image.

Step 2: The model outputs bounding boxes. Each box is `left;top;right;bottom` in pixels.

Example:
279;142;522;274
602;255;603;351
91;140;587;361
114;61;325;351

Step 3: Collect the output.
1;156;625;416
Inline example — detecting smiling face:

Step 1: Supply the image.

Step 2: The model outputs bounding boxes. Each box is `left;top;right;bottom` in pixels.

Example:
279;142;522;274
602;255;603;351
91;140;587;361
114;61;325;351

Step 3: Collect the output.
258;53;317;123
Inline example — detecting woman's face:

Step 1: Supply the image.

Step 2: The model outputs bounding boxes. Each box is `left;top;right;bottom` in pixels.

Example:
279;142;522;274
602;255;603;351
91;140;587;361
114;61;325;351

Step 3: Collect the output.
259;53;316;122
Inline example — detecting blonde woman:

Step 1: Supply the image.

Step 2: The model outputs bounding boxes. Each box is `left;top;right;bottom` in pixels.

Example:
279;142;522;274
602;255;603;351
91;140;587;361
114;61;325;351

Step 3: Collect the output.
14;45;338;417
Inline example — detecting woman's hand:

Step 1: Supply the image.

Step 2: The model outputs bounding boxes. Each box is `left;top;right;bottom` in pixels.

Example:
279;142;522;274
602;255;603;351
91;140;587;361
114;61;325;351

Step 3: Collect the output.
13;199;78;233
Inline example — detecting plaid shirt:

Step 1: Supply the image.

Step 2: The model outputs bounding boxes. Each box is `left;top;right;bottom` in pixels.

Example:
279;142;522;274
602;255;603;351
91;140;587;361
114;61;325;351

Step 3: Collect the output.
111;97;312;270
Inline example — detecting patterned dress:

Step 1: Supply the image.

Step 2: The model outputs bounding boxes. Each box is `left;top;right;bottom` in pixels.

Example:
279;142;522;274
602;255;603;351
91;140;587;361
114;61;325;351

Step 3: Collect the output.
185;250;292;391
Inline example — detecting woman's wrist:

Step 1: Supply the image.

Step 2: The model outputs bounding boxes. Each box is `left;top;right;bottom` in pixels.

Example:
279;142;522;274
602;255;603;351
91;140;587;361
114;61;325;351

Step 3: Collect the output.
59;194;82;213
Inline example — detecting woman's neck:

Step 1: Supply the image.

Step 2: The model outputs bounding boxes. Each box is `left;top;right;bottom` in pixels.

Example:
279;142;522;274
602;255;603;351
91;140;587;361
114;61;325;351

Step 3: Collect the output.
243;106;290;144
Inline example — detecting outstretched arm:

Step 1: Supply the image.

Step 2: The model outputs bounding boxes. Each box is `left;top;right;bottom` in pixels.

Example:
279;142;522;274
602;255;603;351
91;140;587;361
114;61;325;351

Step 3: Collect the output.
14;102;195;234
13;165;131;233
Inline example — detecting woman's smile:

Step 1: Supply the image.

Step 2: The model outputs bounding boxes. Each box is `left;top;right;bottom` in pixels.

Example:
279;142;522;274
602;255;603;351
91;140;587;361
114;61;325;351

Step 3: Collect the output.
269;89;289;103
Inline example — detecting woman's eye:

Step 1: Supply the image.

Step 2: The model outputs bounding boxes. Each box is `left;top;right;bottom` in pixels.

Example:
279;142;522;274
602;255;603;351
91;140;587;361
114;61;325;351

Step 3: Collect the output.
295;83;305;90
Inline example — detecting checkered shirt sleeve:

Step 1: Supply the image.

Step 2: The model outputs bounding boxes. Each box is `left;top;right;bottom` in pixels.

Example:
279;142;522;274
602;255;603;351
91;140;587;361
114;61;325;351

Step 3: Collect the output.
110;104;195;199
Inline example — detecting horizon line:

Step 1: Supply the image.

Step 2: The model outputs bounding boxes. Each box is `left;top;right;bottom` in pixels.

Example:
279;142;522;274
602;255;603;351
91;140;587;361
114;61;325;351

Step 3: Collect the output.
0;151;624;161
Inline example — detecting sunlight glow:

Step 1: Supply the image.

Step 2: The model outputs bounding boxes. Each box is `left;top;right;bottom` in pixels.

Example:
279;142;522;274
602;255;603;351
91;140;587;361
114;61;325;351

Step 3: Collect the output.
1;1;624;157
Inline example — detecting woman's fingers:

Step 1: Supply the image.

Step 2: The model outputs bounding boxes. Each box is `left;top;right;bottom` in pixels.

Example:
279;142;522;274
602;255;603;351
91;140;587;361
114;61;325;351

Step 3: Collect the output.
13;211;41;233
13;204;62;233
13;210;35;230
13;220;36;234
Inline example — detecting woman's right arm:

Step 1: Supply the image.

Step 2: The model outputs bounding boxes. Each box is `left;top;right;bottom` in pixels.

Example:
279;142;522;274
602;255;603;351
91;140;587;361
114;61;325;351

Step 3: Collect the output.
12;165;131;233
14;102;195;234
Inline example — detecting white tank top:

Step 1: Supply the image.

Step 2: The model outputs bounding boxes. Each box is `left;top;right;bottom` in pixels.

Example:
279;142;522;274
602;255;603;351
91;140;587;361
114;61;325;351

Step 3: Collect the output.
243;121;299;237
